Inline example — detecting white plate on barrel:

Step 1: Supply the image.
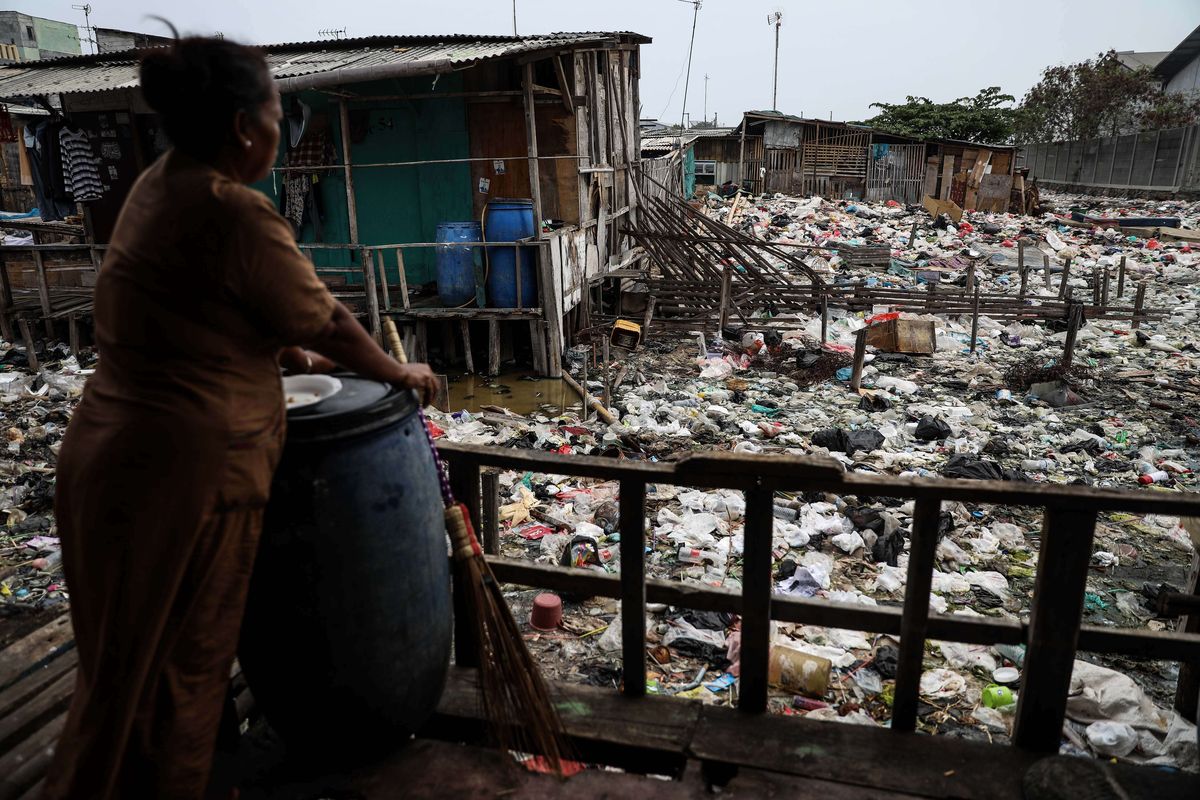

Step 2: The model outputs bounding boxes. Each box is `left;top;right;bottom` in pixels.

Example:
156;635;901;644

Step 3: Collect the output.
283;374;343;410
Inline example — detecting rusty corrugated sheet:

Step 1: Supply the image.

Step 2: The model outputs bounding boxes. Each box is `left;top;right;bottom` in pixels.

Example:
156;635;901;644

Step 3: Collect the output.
0;32;648;98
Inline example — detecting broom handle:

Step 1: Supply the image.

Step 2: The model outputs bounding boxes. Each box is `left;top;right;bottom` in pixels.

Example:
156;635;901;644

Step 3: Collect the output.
383;319;456;507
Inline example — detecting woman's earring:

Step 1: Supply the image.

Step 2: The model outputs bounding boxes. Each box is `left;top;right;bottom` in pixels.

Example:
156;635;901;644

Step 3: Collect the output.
244;139;252;148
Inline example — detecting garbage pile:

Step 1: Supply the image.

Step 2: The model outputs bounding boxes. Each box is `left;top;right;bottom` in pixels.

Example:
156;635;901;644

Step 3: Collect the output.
428;188;1200;767
0;344;89;635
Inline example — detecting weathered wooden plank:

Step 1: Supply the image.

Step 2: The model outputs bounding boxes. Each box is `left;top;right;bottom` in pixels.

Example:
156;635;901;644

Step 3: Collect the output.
0;649;76;722
619;479;647;697
691;705;1034;800
0;671;73;753
739;485;773;714
0;615;72;694
891;498;942;732
1014;507;1098;752
0;710;65;800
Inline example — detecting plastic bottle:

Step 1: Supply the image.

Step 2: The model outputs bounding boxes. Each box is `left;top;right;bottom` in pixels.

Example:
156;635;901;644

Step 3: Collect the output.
677;546;720;565
1138;471;1170;485
1021;459;1054;472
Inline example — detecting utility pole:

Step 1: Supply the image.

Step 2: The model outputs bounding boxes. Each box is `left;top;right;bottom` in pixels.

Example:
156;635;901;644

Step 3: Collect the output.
678;0;702;195
703;73;709;125
512;0;518;36
768;10;784;111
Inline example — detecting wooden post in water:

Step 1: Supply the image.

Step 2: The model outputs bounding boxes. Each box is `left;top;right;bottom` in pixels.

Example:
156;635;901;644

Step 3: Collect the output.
1018;240;1028;299
1061;303;1084;370
1058;256;1072;300
1132;284;1146;330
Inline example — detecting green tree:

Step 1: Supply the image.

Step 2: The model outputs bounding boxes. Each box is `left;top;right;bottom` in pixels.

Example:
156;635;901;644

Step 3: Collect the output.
1014;50;1200;142
864;87;1017;143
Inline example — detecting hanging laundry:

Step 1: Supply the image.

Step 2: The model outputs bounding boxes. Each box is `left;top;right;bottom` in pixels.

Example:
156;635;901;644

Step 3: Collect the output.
29;121;74;221
59;125;104;203
281;127;334;237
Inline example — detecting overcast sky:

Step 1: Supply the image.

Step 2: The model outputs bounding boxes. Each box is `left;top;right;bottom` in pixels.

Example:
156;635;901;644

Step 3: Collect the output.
13;0;1200;124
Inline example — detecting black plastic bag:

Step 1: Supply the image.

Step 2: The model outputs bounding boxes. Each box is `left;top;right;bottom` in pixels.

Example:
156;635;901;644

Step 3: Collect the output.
914;416;952;441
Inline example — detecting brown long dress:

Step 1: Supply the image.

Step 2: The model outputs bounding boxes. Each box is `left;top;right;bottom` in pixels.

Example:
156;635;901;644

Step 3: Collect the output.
42;151;335;799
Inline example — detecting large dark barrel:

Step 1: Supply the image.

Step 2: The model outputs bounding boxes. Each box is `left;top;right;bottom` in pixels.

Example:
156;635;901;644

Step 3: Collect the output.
239;377;451;755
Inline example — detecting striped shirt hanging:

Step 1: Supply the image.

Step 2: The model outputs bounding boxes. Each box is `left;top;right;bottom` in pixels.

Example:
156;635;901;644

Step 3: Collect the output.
59;126;104;202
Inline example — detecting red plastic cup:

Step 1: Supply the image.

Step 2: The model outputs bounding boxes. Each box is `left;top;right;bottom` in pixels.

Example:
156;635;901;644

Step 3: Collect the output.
529;593;563;631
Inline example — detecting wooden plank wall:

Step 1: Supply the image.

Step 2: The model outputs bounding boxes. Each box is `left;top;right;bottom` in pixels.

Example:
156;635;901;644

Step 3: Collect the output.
466;61;579;224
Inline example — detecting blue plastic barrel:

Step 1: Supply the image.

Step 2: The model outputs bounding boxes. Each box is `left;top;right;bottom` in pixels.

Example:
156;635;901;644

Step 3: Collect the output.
239;377;451;757
484;198;538;308
435;221;482;307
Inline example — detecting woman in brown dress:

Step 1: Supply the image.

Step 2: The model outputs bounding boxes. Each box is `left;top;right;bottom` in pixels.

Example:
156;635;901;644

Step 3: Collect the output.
42;35;439;799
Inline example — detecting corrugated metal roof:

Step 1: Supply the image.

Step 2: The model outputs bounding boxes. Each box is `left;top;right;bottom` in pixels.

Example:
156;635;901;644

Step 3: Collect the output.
0;32;649;98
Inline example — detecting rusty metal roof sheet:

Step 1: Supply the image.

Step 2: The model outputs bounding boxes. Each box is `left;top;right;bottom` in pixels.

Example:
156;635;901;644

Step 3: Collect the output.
0;32;650;98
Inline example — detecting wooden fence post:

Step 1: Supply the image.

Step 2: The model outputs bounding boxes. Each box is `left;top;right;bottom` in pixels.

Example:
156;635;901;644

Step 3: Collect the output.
1014;507;1098;752
738;484;774;714
620;480;647;697
891;498;943;732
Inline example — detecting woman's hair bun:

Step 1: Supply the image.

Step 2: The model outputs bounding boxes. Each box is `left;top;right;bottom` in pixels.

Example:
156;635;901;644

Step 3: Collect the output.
136;22;272;160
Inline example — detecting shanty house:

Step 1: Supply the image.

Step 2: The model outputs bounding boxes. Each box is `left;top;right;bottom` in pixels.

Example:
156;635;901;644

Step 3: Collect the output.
0;32;650;376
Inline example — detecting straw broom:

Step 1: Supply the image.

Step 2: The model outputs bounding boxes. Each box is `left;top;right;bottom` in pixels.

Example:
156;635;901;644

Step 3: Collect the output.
383;319;571;774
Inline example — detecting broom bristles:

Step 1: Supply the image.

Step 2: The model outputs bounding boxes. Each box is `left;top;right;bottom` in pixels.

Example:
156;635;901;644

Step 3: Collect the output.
447;504;573;775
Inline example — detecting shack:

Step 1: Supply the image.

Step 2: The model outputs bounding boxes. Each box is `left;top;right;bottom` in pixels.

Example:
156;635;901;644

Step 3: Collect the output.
0;32;651;376
694;111;1017;207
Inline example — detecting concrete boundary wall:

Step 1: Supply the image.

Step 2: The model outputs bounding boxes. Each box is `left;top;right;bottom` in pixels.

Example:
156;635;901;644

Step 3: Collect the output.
1020;125;1200;196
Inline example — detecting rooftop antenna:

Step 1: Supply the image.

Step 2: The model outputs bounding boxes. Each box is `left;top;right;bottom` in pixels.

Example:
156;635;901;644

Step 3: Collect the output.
318;28;347;40
703;73;709;125
677;0;702;193
72;4;96;55
768;9;783;112
512;0;518;36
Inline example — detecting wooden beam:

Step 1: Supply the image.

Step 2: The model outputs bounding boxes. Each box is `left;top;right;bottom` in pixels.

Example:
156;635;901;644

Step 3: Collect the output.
481;471;499;556
448;458;481;668
739;485;773;714
459;320;474;374
553;54;575;114
487;319;500;376
849;328;868;392
338;99;360;245
1014;507;1098;752
892;498;943;732
620;480;647;697
1116;255;1126;299
1174;549;1200;722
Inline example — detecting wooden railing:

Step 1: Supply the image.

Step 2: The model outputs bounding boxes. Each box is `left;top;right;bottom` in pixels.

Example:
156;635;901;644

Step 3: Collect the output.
437;442;1200;753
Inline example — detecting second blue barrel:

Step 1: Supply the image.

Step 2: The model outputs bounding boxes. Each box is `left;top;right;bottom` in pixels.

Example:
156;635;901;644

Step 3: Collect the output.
484;198;538;308
435;221;482;307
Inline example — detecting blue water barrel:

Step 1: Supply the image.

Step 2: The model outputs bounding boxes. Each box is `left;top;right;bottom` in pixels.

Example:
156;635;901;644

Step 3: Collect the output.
484;198;538;308
436;222;482;307
239;377;451;756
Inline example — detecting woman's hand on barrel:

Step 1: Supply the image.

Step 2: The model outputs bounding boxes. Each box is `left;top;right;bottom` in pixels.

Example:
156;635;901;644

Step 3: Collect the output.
391;363;439;408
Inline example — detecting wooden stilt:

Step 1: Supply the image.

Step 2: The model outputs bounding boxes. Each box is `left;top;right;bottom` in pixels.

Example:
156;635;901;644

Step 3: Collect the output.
529;320;547;376
1018;240;1028;300
1058;257;1072;300
1101;267;1110;308
718;265;732;332
1116;255;1126;298
1043;255;1051;290
459;320;474;373
487;319;500;375
849;328;867;392
414;321;428;363
18;318;38;372
1132;284;1146;330
68;315;80;357
1062;303;1083;370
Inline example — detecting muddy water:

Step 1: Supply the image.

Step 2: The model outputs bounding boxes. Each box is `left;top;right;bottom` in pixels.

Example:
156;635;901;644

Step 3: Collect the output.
444;370;581;416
